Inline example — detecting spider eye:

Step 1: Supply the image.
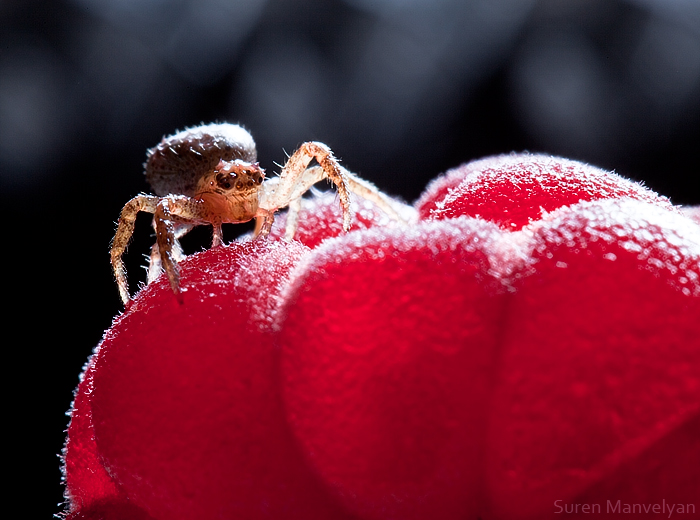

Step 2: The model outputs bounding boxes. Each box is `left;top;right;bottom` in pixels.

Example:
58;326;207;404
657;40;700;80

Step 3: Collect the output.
215;172;235;190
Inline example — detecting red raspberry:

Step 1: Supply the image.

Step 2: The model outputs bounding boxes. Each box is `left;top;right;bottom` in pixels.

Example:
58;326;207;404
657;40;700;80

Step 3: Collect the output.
267;190;415;248
416;154;673;230
63;155;700;520
279;199;700;519
68;240;353;520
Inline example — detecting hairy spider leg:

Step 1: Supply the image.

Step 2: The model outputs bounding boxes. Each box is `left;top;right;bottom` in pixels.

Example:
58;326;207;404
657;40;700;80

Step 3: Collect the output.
256;142;351;237
111;194;159;305
147;222;193;284
154;199;180;300
284;197;303;241
111;194;211;305
341;167;405;223
258;163;408;240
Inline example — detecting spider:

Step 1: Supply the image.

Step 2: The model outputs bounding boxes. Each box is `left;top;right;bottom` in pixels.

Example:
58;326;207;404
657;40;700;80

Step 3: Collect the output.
110;123;403;305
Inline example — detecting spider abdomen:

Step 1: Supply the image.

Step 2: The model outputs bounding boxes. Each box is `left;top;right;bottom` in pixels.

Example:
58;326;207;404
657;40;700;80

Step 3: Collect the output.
145;123;257;197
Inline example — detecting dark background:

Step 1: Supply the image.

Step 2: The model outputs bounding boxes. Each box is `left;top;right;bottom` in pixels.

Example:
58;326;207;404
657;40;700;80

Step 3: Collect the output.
2;0;698;517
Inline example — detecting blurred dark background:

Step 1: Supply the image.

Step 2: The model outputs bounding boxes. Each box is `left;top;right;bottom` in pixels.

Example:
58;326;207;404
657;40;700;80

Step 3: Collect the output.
2;0;698;517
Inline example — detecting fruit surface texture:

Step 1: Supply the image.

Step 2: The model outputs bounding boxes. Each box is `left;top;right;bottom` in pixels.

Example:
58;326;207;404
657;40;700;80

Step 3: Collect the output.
63;154;700;520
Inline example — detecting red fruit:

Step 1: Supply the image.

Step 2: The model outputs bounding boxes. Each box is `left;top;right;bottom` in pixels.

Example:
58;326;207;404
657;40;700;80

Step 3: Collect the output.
279;218;512;520
64;355;157;518
63;357;123;512
86;240;353;520
485;199;700;518
63;499;154;520
415;154;673;229
278;199;700;519
267;191;415;248
65;154;700;520
571;412;700;516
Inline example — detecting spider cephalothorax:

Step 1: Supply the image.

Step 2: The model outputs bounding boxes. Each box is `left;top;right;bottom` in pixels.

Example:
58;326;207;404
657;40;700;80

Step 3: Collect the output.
192;159;266;223
110;123;402;305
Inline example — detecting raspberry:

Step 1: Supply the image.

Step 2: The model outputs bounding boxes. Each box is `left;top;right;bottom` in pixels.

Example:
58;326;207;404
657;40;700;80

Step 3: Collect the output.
416;154;672;230
73;240;352;520
64;155;700;520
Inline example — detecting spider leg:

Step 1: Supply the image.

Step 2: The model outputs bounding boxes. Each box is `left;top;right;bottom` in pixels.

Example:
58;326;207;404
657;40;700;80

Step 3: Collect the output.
111;194;159;305
341;166;406;223
154;198;181;302
152;195;212;302
147;243;162;284
112;194;208;305
284;197;303;241
258;142;351;236
268;164;408;240
147;221;193;284
211;219;224;247
253;214;267;238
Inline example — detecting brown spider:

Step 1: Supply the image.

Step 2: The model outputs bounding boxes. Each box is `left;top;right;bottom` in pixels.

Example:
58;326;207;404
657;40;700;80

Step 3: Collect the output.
111;123;403;305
